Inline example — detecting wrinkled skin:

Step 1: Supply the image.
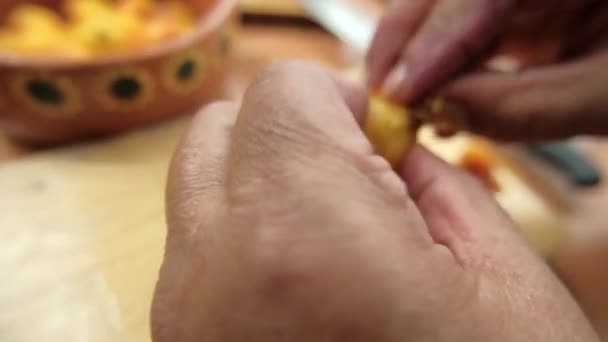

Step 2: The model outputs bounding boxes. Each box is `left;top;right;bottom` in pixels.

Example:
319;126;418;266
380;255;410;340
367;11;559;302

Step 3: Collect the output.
151;62;599;341
368;0;608;140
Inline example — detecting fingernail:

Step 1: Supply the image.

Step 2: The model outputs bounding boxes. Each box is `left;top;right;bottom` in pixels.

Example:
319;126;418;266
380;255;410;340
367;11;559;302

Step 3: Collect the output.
484;55;522;74
380;61;409;99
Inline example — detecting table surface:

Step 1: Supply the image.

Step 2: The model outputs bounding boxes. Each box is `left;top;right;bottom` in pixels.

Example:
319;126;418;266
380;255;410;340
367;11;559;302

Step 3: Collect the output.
1;15;608;342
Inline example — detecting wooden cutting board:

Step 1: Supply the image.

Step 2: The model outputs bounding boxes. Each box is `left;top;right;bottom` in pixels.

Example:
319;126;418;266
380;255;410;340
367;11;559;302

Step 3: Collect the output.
239;0;384;18
0;118;186;342
240;0;306;17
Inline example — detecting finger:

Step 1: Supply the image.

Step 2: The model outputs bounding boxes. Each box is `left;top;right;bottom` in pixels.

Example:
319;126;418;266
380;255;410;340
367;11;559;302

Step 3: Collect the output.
399;147;602;342
227;61;434;246
366;0;435;90
332;75;369;125
439;50;608;141
386;0;515;105
566;2;608;54
485;0;596;67
228;61;373;185
398;146;529;264
166;101;238;235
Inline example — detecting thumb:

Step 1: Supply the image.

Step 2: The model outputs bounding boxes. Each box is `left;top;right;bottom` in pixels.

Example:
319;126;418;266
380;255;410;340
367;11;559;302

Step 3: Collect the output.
227;61;374;190
399;147;601;342
398;146;537;265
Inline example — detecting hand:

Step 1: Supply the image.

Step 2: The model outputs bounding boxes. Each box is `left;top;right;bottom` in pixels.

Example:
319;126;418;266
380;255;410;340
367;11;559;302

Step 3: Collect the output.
368;0;608;140
151;61;598;341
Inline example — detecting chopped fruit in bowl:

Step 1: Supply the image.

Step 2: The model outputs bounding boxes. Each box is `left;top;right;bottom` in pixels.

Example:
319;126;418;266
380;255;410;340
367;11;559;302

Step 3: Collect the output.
0;0;238;145
0;0;197;59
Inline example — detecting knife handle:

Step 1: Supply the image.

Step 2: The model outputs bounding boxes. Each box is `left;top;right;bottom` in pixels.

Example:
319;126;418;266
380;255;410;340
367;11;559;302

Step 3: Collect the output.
527;143;601;187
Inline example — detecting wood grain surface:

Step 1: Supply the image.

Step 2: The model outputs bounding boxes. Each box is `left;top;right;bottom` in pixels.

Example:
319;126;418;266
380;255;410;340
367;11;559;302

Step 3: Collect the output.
240;0;306;17
0;120;181;341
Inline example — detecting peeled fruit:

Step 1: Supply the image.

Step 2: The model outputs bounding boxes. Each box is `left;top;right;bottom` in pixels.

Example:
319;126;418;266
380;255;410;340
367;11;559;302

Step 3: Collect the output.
364;95;418;168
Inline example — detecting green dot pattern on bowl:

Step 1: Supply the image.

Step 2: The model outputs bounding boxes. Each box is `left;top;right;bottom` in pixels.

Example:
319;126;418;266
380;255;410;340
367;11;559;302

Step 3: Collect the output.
8;73;83;119
2;20;235;118
111;77;142;100
27;79;65;105
0;0;239;144
177;59;197;81
162;47;207;95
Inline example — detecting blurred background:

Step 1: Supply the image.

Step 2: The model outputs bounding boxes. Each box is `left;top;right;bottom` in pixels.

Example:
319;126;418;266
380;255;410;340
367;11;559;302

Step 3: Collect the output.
0;0;607;341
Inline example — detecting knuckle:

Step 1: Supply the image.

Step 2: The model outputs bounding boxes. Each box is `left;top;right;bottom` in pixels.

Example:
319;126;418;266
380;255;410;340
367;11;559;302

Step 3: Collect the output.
192;100;237;125
241;61;332;126
249;60;326;97
199;99;237;114
238;62;366;157
258;60;316;77
356;154;408;199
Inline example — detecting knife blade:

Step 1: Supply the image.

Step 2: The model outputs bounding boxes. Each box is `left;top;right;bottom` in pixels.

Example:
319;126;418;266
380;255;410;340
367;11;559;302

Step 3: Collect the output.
300;0;375;53
528;143;601;187
300;0;601;188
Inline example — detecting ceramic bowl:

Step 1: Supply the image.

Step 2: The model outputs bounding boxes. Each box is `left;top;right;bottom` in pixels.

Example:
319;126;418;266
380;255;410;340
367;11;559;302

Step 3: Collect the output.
0;0;238;145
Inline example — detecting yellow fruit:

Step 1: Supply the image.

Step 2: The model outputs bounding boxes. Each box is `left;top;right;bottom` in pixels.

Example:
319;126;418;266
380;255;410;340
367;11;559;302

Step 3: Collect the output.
18;29;65;54
0;4;65;55
143;1;195;42
64;0;114;21
364;95;418;168
143;19;177;42
118;0;155;17
0;30;68;57
6;4;63;32
69;11;142;53
0;0;196;58
0;30;20;52
162;1;197;25
66;0;145;53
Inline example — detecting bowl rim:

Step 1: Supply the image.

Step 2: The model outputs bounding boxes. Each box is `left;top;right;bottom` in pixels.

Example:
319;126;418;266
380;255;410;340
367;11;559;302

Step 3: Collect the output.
0;0;237;70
